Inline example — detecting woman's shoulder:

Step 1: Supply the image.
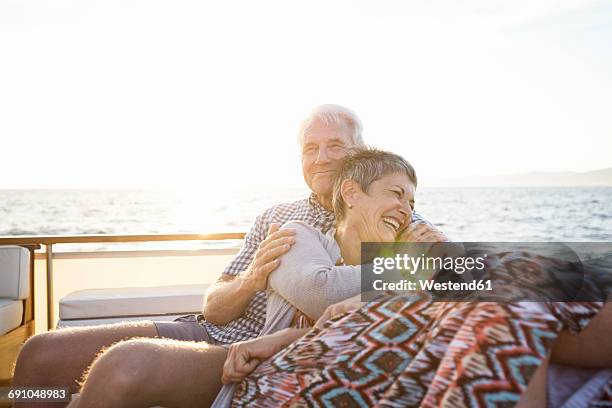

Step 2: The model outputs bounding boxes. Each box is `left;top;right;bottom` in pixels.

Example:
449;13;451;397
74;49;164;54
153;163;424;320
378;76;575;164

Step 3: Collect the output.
281;221;339;259
280;220;318;234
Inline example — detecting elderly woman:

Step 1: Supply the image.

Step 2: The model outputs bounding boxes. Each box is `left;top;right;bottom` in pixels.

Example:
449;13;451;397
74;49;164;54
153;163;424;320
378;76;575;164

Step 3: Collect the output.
259;146;423;331
219;148;609;407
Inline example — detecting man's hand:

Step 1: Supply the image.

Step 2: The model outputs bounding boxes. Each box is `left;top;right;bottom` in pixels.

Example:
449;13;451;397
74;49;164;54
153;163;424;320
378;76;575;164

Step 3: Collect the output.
315;295;363;329
221;328;307;384
202;223;296;326
241;223;296;292
397;222;447;243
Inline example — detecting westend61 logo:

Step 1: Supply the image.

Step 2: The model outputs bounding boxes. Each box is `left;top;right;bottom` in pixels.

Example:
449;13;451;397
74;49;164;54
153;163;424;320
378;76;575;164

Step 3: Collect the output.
361;242;611;302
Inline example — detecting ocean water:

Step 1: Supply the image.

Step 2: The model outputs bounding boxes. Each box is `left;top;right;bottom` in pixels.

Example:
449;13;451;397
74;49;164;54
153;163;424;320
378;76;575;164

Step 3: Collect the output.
1;187;611;249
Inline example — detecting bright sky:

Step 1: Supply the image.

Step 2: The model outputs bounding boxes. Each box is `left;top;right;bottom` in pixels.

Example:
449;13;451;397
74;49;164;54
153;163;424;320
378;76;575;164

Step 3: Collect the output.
1;0;611;189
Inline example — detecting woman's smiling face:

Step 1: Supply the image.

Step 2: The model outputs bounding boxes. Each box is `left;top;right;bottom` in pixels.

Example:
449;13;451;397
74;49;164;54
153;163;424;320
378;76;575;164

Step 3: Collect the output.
347;172;416;243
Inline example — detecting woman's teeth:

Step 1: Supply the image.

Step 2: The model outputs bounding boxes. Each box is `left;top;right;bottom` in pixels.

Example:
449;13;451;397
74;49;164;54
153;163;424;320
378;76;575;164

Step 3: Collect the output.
382;217;400;231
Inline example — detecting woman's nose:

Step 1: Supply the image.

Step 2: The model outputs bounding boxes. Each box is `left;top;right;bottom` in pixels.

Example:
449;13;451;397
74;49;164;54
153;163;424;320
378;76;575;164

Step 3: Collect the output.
399;205;412;223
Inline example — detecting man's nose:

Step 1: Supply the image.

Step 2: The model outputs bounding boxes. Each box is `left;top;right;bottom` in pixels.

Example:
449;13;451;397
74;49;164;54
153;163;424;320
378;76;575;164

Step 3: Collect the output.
315;147;331;164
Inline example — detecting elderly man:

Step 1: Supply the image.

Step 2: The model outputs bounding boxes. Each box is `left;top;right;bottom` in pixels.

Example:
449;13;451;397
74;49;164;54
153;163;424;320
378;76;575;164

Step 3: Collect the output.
13;104;442;408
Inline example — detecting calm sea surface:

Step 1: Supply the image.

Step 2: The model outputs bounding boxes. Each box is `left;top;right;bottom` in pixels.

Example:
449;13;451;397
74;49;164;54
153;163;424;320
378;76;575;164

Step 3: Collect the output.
1;187;611;249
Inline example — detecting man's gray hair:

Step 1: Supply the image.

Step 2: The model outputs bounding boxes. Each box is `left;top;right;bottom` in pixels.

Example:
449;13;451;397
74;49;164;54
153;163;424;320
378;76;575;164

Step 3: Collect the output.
332;147;417;222
298;104;364;147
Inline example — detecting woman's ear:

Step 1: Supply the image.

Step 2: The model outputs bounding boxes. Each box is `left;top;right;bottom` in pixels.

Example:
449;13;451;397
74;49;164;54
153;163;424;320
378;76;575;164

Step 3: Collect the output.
340;179;363;208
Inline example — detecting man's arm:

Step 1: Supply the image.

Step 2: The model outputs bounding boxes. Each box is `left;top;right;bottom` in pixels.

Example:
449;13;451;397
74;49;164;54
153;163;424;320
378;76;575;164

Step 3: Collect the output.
268;222;361;320
202;222;296;326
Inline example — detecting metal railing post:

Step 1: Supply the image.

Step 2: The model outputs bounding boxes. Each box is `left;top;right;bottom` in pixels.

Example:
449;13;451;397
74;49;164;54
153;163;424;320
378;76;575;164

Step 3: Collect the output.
46;244;54;330
0;232;247;331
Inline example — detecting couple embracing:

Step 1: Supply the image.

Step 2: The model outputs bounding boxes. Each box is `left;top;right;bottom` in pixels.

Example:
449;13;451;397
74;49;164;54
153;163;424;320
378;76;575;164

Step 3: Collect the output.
15;105;610;407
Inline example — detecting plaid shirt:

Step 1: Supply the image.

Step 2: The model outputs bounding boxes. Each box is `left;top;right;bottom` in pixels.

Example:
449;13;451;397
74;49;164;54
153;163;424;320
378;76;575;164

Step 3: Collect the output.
202;193;429;344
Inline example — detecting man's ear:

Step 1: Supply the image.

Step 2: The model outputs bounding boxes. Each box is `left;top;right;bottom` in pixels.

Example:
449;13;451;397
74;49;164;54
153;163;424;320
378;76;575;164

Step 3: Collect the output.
340;179;363;207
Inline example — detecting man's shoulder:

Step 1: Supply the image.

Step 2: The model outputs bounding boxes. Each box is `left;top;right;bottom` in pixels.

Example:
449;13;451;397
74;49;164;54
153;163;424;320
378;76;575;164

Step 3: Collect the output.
259;197;311;222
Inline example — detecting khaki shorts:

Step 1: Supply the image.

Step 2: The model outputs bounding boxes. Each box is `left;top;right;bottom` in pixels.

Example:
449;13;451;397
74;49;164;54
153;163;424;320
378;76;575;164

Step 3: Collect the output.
153;314;216;343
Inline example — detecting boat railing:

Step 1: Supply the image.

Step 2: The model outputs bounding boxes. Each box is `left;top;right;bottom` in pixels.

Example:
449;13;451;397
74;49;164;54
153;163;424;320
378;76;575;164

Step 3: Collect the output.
0;233;246;330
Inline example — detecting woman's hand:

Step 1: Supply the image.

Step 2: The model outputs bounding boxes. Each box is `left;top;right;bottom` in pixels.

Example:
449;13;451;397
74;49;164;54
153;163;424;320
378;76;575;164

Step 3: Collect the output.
221;328;307;384
222;336;283;384
315;295;364;329
397;222;447;243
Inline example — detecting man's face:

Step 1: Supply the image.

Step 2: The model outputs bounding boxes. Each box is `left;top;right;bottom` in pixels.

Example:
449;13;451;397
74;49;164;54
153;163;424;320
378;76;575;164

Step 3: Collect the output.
301;120;353;197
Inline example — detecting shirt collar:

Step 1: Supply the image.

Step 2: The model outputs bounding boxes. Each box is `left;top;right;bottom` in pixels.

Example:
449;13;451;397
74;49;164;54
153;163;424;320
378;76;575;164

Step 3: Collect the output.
308;193;333;217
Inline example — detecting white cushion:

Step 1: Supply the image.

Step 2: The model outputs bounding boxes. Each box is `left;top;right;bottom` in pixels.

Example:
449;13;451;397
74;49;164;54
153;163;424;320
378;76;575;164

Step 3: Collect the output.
0;299;23;335
0;246;30;300
56;313;194;329
59;284;211;320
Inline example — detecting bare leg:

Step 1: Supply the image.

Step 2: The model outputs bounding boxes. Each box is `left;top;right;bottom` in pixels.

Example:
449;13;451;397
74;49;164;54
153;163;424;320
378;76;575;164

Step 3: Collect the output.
551;302;612;367
516;357;548;408
515;303;612;408
12;321;158;407
69;337;227;408
65;394;80;408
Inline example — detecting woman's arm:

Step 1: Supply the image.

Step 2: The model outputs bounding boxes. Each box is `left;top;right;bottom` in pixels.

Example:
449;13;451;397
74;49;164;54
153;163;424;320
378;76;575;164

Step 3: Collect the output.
222;327;310;384
315;294;364;328
268;222;361;320
223;293;367;384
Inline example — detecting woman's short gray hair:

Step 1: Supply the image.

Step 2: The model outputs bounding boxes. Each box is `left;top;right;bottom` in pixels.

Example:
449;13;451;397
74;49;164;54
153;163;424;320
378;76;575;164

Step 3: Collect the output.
298;104;364;146
332;147;417;222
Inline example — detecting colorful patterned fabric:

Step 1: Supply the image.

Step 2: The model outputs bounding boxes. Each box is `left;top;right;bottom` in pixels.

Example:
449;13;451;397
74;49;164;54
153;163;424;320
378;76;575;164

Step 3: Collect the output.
595;378;612;404
232;251;605;407
204;192;430;344
233;297;602;407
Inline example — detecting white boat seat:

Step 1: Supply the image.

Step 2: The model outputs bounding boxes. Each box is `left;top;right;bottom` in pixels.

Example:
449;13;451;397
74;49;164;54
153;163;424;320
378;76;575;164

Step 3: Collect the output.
58;284;211;325
0;299;23;336
0;245;30;300
0;245;29;335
